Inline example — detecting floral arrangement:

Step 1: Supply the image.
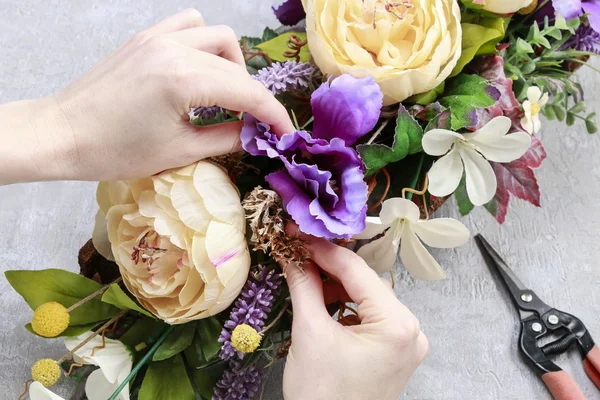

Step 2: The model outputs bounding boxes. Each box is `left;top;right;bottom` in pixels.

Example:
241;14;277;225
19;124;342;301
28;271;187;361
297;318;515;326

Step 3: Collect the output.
7;1;599;399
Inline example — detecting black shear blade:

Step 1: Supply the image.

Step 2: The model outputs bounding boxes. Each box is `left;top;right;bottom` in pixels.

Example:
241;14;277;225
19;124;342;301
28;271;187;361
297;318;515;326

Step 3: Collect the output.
475;235;541;319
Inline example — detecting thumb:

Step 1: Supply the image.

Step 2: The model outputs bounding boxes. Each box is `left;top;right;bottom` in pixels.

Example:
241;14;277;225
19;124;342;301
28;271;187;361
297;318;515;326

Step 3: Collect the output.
283;261;328;322
182;120;244;159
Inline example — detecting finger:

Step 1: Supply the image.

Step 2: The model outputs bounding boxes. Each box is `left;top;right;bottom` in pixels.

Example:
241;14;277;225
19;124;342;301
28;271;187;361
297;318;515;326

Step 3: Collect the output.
181;120;244;159
145;9;205;35
323;280;352;305
304;235;398;309
380;277;395;294
165;25;245;66
187;58;295;136
282;261;329;322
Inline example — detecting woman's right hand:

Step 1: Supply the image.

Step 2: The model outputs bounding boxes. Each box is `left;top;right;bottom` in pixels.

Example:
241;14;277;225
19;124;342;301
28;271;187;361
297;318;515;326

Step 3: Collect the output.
282;234;429;400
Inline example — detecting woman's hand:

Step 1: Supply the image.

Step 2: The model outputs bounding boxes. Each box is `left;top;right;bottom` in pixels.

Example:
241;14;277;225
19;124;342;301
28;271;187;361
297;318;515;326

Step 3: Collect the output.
0;9;294;184
282;235;429;400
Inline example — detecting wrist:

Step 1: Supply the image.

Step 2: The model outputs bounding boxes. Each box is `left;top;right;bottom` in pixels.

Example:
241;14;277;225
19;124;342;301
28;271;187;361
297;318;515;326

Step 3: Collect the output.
0;96;78;184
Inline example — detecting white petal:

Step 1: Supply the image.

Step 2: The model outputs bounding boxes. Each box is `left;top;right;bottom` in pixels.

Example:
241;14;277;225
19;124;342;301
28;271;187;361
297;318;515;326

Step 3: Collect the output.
399;225;446;280
96;182;111;215
380;198;421;224
170;178;211;234
471;131;532;163
521;116;533;134
467;116;511;144
412;218;470;248
92;210;114;261
522;101;532;115
356;233;399;274
539;93;549;107
427;149;464;197
86;369;129;400
459;147;497;206
532;116;542;134
205;220;251;286
527;86;542;103
421;129;463;156
29;382;65;400
353;217;389;240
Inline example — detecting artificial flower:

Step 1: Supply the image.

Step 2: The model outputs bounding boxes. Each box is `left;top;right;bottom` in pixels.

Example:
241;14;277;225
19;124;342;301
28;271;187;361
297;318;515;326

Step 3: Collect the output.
552;0;600;32
562;24;600;54
272;0;305;26
303;0;462;105
93;161;251;324
212;361;264;400
253;61;314;95
242;75;382;239
422;116;532;206
476;0;533;14
521;86;549;134
355;198;469;279
30;333;134;400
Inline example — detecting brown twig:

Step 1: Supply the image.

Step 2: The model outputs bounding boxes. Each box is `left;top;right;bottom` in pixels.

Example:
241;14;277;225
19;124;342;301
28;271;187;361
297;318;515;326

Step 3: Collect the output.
368;168;391;212
283;34;308;62
18;379;34;400
402;176;430;220
66;277;122;313
260;302;290;335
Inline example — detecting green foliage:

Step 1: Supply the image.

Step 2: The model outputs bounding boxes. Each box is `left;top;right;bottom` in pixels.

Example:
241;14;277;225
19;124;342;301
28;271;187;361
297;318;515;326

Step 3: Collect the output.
139;354;195;400
256;32;310;62
409;83;445;105
183;317;223;369
455;175;474;216
241;27;281;74
101;284;154;318
153;322;197;362
438;74;498;130
5;269;119;337
358;105;425;177
190;362;227;400
120;317;166;349
453;16;507;76
538;83;598;134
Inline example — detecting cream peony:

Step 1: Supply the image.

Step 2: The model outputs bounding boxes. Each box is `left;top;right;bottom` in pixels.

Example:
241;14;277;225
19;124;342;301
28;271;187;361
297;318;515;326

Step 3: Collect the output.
303;0;462;104
93;161;251;324
478;0;534;15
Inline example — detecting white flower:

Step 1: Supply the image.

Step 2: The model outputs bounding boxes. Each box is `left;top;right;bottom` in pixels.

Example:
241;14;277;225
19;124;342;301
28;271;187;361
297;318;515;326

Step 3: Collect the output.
422;116;531;206
29;333;134;400
355;198;470;280
521;86;549;134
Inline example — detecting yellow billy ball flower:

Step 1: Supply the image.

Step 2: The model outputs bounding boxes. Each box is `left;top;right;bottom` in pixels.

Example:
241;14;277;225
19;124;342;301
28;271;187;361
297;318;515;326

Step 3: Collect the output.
31;359;61;387
31;302;70;337
231;324;262;354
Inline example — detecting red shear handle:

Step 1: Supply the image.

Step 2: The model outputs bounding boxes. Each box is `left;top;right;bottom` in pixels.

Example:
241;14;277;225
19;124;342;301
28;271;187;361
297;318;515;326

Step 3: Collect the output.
584;345;600;389
542;371;586;400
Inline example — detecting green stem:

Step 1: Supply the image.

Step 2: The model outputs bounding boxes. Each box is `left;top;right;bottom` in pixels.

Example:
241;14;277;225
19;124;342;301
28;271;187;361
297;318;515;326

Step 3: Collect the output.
406;153;425;201
108;325;177;400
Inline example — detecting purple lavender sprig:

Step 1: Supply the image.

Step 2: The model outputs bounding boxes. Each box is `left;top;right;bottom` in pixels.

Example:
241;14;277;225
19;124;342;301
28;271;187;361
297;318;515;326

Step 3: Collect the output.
252;61;314;95
212;361;264;400
188;106;224;121
562;24;600;55
218;266;282;360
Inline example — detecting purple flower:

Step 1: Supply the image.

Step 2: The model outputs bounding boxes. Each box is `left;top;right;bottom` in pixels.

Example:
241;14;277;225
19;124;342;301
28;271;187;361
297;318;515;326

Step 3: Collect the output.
241;75;381;239
253;61;314;95
218;267;282;360
562;24;600;54
212;361;264;400
548;0;600;32
311;75;384;146
189;106;223;120
272;0;305;26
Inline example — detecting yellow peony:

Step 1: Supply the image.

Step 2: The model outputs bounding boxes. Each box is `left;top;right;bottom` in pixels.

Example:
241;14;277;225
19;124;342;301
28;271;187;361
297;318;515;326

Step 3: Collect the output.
480;0;534;15
303;0;462;104
93;161;250;324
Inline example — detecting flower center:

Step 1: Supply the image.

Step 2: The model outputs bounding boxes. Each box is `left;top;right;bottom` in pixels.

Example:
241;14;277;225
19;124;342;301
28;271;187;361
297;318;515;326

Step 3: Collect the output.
530;103;541;116
363;0;413;28
131;230;167;269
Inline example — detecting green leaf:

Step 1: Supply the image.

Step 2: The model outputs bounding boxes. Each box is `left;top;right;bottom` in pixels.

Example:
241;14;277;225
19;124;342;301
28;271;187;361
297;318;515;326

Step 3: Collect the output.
5;269;119;336
196;317;223;361
101;284;154;318
190;362;227;400
455;175;474;216
516;38;535;54
153;322;197;362
256;32;310;62
120;317;166;349
438;74;498;130
452;17;506;76
553;105;566;121
566;113;576;126
408;83;445;105
139;355;195;400
357;105;424;177
262;27;278;42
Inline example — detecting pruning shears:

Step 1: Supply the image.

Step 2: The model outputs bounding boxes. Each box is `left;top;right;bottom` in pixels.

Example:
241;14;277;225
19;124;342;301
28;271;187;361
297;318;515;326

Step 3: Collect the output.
475;235;600;400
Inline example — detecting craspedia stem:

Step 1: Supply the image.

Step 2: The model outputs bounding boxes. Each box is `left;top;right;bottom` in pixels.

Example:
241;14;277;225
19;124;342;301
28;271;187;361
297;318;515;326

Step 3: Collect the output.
66;276;122;312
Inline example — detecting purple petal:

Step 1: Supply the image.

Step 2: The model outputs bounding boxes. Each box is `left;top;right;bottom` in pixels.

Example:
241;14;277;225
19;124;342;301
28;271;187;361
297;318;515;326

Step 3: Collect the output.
311;75;383;146
583;1;600;32
265;171;331;238
553;0;583;19
272;0;306;26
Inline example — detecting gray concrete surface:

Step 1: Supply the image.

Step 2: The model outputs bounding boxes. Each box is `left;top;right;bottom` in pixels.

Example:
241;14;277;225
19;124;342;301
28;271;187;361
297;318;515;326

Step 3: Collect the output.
1;1;599;399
